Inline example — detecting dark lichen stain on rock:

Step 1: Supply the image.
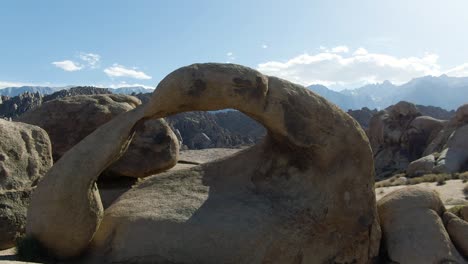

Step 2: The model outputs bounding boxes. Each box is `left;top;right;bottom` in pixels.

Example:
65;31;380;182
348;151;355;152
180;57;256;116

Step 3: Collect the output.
188;79;207;97
232;77;264;99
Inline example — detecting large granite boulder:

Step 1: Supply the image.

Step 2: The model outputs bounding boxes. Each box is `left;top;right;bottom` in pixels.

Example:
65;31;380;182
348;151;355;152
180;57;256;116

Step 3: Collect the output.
378;186;465;263
0;119;52;249
0;119;52;191
18;94;179;178
443;211;468;258
26;63;381;263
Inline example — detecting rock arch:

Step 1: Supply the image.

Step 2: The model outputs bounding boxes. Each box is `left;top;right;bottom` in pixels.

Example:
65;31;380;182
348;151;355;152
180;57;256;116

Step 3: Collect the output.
26;63;380;263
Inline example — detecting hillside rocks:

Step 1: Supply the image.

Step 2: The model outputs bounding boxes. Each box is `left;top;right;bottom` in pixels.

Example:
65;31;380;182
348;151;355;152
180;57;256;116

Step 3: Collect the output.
378;186;465;263
0;92;43;119
26;63;380;262
367;101;462;178
0;119;52;250
407;104;468;175
167;111;265;149
18;94;179;178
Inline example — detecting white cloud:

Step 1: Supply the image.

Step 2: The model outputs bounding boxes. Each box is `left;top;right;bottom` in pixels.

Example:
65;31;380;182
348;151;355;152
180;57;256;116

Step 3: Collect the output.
226;52;236;63
79;53;100;68
257;48;443;88
104;64;152;80
262;44;268;49
52;60;83;72
353;48;369;56
331;46;349;53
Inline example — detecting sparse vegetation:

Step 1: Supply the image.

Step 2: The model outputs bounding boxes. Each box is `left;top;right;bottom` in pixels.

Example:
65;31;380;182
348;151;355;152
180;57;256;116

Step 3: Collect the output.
15;235;54;263
447;205;464;217
375;172;468;188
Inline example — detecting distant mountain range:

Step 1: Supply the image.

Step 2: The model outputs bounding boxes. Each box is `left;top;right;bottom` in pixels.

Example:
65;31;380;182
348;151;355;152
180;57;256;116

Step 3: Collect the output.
309;75;468;110
0;85;154;97
1;75;467;110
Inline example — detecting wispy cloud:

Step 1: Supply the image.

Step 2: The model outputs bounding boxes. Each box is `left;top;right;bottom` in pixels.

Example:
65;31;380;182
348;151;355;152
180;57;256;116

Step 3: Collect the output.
257;46;445;88
52;60;83;72
226;52;235;63
79;53;101;68
104;64;152;80
331;45;349;53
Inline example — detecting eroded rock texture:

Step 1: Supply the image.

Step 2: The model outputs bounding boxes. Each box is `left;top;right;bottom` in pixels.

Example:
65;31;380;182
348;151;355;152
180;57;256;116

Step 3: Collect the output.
0;119;52;249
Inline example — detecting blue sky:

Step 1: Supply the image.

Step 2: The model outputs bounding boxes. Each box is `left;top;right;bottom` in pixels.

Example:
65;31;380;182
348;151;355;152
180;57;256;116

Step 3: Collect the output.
2;0;468;90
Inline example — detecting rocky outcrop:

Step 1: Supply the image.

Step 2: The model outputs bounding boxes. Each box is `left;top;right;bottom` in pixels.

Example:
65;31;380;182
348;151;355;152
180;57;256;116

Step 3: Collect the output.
26;63;380;263
368;101;455;178
347;107;378;130
43;86;111;102
166;111;265;149
368;102;422;178
0;119;52;249
0;189;32;249
106;118;179;178
18;94;179;178
17;94;140;160
0;119;52;191
0;92;43;119
378;186;465;263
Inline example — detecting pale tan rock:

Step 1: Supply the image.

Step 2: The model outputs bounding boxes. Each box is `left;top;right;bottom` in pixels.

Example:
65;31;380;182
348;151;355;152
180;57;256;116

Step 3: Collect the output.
27;63;380;263
378;186;465;263
443;211;468;258
406;154;435;177
433;124;468;173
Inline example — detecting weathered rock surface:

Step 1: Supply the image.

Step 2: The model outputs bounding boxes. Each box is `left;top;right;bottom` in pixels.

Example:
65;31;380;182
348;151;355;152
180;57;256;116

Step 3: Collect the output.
17;94;140;160
406;154;435;177
27;63;381;263
0;189;32;250
106;118;179;178
18;94;178;178
443;211;468;258
0;119;52;191
368;101;454;178
378;186;465;263
0;120;52;250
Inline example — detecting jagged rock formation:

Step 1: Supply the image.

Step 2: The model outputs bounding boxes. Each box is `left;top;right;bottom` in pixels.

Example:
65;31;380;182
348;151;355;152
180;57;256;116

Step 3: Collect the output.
26;63;380;263
167;111;265;149
18;94;179;178
368;101;452;178
0;119;52;249
347;107;378;129
0;92;43;118
43;86;111;102
378;186;466;263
